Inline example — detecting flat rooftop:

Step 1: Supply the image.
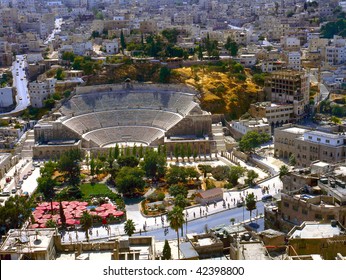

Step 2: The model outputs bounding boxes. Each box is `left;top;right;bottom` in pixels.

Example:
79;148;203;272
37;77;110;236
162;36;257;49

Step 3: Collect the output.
0;229;55;254
290;223;343;239
282;127;309;134
239;242;270;260
305;130;345;139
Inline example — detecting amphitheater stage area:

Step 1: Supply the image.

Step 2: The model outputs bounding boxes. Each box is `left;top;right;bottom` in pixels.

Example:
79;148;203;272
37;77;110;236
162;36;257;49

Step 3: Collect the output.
33;83;216;159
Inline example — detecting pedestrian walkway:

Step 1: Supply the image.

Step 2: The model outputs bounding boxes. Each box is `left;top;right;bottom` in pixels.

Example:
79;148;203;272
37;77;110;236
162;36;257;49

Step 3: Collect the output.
61;175;282;243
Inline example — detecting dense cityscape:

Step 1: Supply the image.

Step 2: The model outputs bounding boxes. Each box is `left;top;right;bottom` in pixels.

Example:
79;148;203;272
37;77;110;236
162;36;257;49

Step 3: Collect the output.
0;0;345;261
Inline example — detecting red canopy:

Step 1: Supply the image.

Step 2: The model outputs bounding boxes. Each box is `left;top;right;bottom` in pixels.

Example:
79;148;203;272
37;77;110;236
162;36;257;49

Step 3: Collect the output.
33;213;43;219
95;207;105;212
76;206;87;211
113;211;124;217
66;219;77;225
42;214;52;219
30;224;39;229
74;212;83;219
36;206;47;210
98;212;108;217
39;224;46;228
37;219;48;224
79;202;88;206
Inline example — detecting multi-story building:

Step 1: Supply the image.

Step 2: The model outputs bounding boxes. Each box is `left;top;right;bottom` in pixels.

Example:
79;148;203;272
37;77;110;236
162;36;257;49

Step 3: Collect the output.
249;102;294;127
265;161;346;233
285;51;301;71
0;87;14;108
274;124;346;166
229;118;271;139
264;70;310;119
28;78;56;108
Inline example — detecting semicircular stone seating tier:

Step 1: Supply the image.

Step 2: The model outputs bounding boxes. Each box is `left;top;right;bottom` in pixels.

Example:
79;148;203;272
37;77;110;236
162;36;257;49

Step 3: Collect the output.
62;109;183;135
60;90;197;117
82;126;165;147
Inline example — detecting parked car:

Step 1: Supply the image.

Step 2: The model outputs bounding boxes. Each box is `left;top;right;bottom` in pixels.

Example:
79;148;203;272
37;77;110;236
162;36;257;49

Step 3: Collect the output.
23;175;28;180
0;192;10;196
11;189;16;194
236;200;245;207
27;171;32;176
18;180;23;185
5;177;12;183
261;194;273;202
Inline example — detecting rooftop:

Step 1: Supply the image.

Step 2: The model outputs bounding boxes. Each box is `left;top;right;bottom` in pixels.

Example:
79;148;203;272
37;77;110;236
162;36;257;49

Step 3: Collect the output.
0;229;56;255
289;222;344;239
305;130;345;139
282;127;309;134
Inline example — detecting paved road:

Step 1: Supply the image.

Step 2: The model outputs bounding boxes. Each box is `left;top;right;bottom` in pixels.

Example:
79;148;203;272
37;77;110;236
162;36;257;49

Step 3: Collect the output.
0;55;30;116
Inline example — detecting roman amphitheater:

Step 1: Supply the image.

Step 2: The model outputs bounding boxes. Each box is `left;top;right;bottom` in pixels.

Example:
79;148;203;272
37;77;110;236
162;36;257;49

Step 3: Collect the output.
33;82;216;159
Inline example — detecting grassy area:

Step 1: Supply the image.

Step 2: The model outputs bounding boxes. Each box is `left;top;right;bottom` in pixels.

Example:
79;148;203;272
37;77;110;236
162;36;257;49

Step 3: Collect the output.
80;183;113;198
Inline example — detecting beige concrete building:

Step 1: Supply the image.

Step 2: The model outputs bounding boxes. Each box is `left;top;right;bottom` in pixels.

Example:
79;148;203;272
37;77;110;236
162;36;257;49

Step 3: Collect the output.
288;222;346;260
264;70;310;119
229;118;271;140
265;162;346;233
249;102;294;127
274;124;346;166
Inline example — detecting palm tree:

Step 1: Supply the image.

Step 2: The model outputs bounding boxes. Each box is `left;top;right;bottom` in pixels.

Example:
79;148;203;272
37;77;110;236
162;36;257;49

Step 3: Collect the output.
279;165;289;180
245;193;256;221
124;219;136;237
80;211;93;242
167;206;185;259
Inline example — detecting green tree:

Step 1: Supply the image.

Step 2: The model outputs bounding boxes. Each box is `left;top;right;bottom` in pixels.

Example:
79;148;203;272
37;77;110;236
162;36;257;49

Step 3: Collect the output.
174;194;187;208
117;155;139;168
36;176;55;200
0;195;32;229
124;219;136;237
120;30;126;53
239;131;271;153
245;170;259;187
162;28;179;44
198;164;213;178
185;167;200;180
169;185;188;198
224;36;238;56
245;193;256;221
114;144;120;159
174;144;180;161
57;149;82;187
55;68;64;80
80;211;93;241
211;166;230;181
289;155;296;166
162;239;172;260
115;167;145;195
159;66;171;83
141;149;166;179
90;156;96;176
166;166;187;185
167;206;185;259
228;166;246;186
279;165;289;180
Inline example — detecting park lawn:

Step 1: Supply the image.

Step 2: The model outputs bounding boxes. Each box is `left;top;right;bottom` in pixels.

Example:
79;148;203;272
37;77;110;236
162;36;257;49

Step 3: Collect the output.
80;183;113;198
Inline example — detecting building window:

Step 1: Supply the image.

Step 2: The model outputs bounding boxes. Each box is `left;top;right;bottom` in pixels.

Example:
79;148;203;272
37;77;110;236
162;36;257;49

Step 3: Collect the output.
326;140;330;144
317;138;321;141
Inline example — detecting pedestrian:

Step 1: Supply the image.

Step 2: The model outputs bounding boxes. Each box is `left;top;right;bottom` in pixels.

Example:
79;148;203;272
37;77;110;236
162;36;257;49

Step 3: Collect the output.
193;212;195;218
96;230;98;237
140;229;142;235
155;217;157;224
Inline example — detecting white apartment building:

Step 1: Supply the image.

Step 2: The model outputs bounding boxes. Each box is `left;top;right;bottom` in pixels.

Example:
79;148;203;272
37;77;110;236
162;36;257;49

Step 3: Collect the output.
286;51;301;70
281;36;300;50
29;78;56;108
230;118;271;137
102;39;119;54
304;131;345;147
0;87;14;107
325;45;346;66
